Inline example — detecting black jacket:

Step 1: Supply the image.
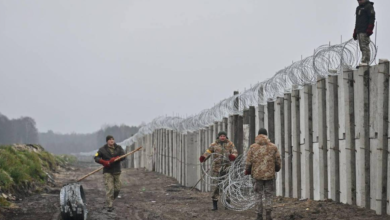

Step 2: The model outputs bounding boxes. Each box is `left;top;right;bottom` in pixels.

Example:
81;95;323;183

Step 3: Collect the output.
355;1;375;33
94;144;125;174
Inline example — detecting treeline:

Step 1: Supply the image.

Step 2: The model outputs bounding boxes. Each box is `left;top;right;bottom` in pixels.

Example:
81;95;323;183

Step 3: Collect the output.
0;113;39;145
0;112;139;155
39;125;139;154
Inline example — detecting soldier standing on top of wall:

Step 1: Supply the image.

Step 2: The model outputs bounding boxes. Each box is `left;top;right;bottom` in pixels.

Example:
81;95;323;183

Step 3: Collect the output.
353;0;376;66
94;135;125;212
199;131;238;211
245;128;281;220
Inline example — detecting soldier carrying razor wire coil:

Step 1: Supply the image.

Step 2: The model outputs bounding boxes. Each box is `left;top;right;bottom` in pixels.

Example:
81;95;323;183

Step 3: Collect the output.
199;131;238;211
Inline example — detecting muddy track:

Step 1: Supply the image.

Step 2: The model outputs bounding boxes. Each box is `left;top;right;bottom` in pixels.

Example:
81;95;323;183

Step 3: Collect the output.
1;163;389;220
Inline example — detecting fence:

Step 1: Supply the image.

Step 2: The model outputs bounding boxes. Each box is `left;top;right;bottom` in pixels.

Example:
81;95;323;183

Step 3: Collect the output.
123;60;390;215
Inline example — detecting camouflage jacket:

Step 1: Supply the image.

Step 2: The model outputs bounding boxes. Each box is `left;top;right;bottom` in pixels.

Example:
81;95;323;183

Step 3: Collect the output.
202;139;238;173
245;135;281;180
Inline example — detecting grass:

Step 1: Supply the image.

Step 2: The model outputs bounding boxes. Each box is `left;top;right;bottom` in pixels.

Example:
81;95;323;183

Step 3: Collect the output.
0;145;76;193
55;154;77;167
0;197;10;207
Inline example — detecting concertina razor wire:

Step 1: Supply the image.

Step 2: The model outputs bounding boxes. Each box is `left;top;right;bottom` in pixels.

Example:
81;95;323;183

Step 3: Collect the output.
118;39;377;147
116;39;377;211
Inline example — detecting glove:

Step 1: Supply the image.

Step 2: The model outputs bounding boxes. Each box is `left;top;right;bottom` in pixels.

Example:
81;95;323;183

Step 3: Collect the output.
366;24;374;37
244;170;251;175
199;156;206;163
109;156;120;164
99;159;110;168
228;154;236;161
353;29;357;41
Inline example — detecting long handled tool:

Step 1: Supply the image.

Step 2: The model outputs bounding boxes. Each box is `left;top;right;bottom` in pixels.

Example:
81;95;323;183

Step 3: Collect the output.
60;147;143;220
76;146;143;182
191;167;210;191
191;155;211;191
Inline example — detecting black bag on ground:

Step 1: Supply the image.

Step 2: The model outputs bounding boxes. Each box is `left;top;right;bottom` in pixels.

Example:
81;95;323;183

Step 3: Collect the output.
60;183;88;220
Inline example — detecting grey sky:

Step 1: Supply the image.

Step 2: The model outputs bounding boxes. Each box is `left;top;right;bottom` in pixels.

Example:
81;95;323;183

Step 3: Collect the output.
1;0;389;134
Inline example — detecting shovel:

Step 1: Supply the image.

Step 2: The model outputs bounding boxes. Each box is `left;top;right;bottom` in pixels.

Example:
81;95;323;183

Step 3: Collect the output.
76;146;142;182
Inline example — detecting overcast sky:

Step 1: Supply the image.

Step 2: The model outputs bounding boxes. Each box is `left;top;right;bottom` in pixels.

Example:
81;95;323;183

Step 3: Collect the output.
1;0;389;134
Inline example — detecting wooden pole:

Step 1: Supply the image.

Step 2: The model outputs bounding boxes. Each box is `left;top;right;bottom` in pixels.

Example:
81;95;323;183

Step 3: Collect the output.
76;147;143;182
191;168;210;191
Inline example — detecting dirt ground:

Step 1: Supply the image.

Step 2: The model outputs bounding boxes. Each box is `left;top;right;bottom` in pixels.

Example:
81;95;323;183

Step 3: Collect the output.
1;162;390;220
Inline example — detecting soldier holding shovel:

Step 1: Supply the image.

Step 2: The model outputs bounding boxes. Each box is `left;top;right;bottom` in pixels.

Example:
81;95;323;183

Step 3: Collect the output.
94;135;125;212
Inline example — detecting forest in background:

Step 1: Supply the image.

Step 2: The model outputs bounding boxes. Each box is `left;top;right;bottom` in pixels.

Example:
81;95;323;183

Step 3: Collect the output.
0;113;138;154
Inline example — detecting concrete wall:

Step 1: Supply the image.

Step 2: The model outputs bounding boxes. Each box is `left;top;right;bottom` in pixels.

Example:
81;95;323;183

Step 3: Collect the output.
123;61;390;215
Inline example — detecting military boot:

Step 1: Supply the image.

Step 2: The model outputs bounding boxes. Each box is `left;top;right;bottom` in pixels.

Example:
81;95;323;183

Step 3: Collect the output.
114;191;119;199
265;210;272;220
256;213;263;220
212;200;218;211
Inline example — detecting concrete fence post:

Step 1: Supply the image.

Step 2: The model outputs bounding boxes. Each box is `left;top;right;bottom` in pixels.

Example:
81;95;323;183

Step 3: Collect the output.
275;97;285;196
182;134;187;186
249;106;257;147
292;89;301;198
326;75;340;202
214;122;219;140
300;86;314;199
173;131;177;179
228;116;234;143
170;130;174;177
125;146;131;168
258;104;265;129
163;129;167;175
243;109;250;153
233;115;244;155
355;66;370;208
284;93;293;198
178;132;182;184
223;117;228;133
130;143;135;168
186;132;198;187
316;79;328;200
159;129;163;173
369;60;389;215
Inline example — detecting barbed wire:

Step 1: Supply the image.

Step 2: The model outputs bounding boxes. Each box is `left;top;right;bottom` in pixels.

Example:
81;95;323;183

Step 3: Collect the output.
200;154;256;211
118;39;377;147
114;39;379;211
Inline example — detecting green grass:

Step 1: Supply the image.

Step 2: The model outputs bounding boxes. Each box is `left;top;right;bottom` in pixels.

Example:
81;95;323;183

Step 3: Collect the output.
55;154;77;166
0;197;10;207
0;145;76;192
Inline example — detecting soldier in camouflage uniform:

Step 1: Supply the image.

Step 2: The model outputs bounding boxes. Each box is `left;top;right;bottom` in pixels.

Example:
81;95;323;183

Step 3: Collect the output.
199;131;238;211
245;128;281;220
94;135;125;212
353;0;375;66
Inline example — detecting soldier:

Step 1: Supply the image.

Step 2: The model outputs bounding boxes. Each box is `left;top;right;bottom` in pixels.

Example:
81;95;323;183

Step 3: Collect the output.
199;131;238;211
353;0;375;66
94;135;125;212
245;128;281;220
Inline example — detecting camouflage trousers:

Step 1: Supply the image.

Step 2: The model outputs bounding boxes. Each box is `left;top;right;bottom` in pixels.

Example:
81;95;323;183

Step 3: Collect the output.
211;170;230;202
254;179;274;214
104;173;121;208
358;33;371;64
